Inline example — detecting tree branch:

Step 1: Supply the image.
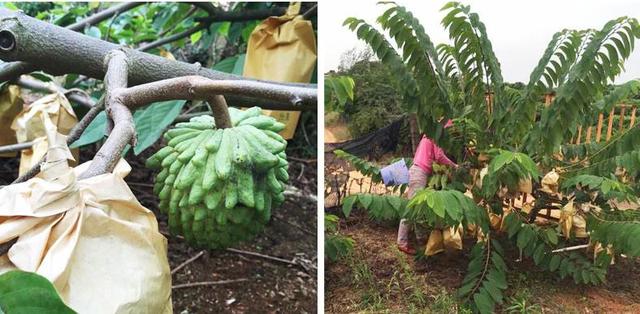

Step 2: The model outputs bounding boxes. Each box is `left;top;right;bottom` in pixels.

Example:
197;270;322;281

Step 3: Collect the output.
194;7;287;23
15;76;94;108
302;4;318;20
138;23;208;52
0;142;33;155
65;2;143;31
120;76;316;110
0;2;143;82
78;50;132;179
0;8;316;110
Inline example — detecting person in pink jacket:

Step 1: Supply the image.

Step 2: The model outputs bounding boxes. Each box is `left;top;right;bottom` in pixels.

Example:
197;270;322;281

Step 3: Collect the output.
398;121;457;255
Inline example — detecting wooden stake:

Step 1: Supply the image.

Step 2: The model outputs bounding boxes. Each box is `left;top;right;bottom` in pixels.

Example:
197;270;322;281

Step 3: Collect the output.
630;107;636;129
619;105;626;132
585;126;592;143
606;108;615;141
576;125;582;145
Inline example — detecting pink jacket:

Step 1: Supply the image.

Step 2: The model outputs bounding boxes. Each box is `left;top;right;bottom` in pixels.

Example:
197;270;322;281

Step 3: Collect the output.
413;136;456;175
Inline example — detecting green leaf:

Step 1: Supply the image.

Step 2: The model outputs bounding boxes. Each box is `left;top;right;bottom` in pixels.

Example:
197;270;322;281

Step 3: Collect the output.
545;228;559;245
70;111;107;148
0;271;76;314
473;290;494;314
190;30;202;44
71;100;185;153
133;100;186;155
212;55;240;73
359;194;373;208
549;255;562;271
342;195;357;218
232;54;246;75
2;3;17;10
217;21;231;37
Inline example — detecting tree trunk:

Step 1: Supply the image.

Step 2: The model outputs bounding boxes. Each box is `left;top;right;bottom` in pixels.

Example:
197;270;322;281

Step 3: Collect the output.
409;113;420;154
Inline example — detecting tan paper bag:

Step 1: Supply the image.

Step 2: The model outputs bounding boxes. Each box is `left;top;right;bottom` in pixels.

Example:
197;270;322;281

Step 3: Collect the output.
0;84;23;157
0;114;171;313
11;92;79;175
425;226;463;256
243;2;317;139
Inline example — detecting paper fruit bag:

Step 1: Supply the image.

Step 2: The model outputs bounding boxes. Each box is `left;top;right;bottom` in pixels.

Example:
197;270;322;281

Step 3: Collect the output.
0;114;171;313
11;92;79;175
243;2;317;139
0;84;23;157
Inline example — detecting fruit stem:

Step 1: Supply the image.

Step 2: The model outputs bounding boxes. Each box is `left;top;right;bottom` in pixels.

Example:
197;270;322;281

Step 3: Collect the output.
208;95;232;129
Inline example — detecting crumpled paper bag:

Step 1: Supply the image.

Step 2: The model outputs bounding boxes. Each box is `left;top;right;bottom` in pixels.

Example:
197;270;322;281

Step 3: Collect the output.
243;2;317;139
559;200;588;239
11;92;79;175
0;84;23;157
425;226;463;256
541;169;560;195
0;113;171;313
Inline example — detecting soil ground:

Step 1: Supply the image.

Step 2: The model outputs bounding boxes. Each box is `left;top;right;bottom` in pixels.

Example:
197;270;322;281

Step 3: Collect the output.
325;209;640;314
0;140;318;313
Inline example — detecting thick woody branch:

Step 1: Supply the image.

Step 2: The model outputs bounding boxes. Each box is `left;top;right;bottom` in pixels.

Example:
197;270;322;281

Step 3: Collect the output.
0;9;316;110
120;76;316;110
78;50;132;179
0;2;143;82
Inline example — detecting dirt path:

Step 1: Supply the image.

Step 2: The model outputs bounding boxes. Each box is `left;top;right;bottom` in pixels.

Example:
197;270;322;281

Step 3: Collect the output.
325;210;640;313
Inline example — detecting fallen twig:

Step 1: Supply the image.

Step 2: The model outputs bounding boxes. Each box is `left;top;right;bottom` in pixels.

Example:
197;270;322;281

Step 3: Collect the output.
225;248;295;265
171;250;206;275
551;244;589;253
172;278;248;289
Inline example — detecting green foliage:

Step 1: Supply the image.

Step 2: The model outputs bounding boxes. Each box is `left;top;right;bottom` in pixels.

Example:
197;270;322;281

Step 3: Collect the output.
325;75;355;113
333;149;382;183
457;239;508;314
587;214;640;258
503;213;608;285
480;150;540;199
532;17;640;155
71;100;187;155
0;271;75;314
406;188;489;231
561;174;637;202
325;214;355;262
212;54;246;75
334;59;404;138
342;193;408;222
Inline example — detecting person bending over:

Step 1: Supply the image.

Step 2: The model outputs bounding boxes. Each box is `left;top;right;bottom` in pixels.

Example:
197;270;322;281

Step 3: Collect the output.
397;124;457;255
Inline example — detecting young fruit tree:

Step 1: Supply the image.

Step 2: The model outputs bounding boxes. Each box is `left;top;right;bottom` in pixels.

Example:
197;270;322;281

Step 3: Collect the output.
0;3;317;312
337;2;640;313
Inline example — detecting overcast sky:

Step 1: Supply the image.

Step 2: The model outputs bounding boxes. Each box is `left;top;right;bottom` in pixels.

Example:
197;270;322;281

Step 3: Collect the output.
321;0;640;83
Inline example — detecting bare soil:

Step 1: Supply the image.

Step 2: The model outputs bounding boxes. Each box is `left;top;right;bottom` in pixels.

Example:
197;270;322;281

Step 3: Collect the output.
325;210;640;313
1;141;318;313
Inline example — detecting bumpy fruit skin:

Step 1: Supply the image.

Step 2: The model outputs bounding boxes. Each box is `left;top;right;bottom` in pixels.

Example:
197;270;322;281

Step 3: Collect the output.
147;107;288;249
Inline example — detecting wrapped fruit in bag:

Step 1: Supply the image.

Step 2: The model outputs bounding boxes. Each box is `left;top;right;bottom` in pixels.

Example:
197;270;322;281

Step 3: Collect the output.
0;114;171;313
